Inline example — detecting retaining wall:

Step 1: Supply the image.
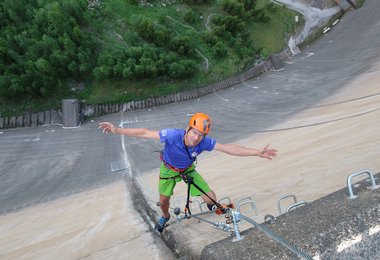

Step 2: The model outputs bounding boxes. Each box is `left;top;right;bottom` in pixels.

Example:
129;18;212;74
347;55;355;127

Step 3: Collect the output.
201;171;380;259
0;51;291;129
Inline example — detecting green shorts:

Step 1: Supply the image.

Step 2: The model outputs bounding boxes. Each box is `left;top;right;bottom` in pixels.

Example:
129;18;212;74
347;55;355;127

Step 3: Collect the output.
158;163;211;197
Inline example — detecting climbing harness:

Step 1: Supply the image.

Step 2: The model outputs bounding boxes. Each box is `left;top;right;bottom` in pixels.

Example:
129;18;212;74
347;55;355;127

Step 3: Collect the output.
180;173;234;218
182;131;234;216
159;160;234;218
157;131;234;218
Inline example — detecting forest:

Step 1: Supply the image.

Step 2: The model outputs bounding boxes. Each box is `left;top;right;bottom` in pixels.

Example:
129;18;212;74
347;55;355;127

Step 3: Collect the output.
0;0;300;116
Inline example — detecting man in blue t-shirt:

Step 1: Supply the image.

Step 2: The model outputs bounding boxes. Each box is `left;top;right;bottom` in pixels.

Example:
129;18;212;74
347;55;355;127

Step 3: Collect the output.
99;112;277;232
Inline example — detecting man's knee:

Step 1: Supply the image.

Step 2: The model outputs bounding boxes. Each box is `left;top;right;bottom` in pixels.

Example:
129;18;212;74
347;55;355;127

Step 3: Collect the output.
160;194;171;204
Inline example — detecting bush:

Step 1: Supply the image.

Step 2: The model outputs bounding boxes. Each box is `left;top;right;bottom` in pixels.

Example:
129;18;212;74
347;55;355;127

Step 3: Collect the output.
169;35;194;56
202;31;218;46
222;0;244;17
183;9;197;24
212;42;228;58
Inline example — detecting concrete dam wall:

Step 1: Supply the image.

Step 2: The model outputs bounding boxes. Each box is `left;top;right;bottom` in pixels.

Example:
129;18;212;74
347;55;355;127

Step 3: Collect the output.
201;171;380;259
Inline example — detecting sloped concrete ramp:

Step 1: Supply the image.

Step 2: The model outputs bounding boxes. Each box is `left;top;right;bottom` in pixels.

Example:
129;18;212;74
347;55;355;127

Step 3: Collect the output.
1;0;380;259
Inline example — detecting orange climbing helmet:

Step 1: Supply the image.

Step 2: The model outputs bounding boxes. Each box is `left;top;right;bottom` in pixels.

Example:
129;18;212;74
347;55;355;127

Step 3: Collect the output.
188;112;211;135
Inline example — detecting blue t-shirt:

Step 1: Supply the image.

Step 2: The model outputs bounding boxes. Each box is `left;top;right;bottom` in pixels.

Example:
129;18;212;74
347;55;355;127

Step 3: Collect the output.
159;128;216;169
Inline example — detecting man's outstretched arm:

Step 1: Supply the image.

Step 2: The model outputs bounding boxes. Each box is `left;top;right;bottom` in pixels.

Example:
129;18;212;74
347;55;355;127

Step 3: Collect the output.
214;143;277;160
99;122;160;140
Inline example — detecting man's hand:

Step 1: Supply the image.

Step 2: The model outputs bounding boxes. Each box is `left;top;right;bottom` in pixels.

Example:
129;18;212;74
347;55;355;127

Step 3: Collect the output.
259;144;278;160
99;122;117;134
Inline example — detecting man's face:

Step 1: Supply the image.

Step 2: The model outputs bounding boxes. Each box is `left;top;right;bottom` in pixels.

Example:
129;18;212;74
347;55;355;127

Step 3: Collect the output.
186;128;205;146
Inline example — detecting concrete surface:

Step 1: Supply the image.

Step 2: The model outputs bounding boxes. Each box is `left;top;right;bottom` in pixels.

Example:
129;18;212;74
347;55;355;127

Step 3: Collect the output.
277;0;341;48
135;0;380;257
138;55;380;258
201;172;380;259
0;116;176;259
1;0;380;259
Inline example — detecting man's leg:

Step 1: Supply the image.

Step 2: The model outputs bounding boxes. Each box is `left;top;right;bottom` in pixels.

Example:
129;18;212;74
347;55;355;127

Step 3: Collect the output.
159;194;171;218
156;164;178;232
188;170;217;210
155;194;171;232
201;190;217;210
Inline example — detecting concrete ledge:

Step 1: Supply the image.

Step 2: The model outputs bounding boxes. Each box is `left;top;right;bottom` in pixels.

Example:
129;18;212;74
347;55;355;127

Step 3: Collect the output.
201;172;380;259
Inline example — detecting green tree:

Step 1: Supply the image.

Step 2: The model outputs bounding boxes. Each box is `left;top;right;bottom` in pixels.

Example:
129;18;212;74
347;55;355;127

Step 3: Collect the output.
222;0;244;17
133;15;171;46
0;0;95;100
202;31;218;47
212;42;228;58
223;16;245;35
168;62;185;79
169;35;194;56
183;9;197;24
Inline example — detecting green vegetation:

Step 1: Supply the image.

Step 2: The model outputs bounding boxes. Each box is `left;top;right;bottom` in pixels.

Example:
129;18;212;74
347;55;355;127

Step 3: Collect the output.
0;0;302;116
356;0;366;8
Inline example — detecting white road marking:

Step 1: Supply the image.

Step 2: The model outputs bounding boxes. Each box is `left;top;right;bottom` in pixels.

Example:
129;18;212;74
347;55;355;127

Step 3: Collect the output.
214;93;229;102
0;137;40;143
242;82;259;89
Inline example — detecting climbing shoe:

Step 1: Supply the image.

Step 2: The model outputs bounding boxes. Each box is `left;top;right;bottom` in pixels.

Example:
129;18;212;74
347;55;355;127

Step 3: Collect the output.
155;216;170;233
207;204;215;211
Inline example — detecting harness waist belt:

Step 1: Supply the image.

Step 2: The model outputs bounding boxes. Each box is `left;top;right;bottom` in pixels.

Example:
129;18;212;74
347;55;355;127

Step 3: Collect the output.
162;160;192;173
160;160;194;180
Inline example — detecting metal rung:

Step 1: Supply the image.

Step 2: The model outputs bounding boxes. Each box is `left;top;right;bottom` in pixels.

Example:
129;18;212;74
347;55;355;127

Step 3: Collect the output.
286;201;308;212
236;196;258;216
346;169;380;199
199;201;216;223
190;198;201;212
199;201;208;213
277;194;298;215
236;196;253;206
238;201;258;216
219;196;232;205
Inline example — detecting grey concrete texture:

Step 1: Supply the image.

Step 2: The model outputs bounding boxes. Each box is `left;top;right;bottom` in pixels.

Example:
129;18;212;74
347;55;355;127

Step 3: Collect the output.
0;0;380;258
0;115;124;214
122;0;380;176
201;172;380;259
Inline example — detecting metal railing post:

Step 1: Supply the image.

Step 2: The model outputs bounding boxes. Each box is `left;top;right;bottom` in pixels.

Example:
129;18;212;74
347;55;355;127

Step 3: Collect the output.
346;169;379;199
277;194;298;214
